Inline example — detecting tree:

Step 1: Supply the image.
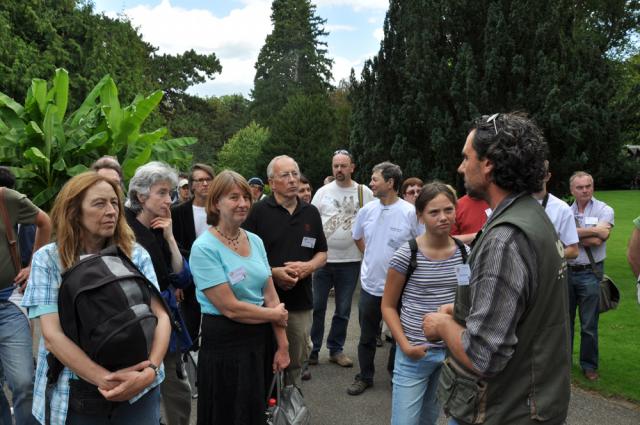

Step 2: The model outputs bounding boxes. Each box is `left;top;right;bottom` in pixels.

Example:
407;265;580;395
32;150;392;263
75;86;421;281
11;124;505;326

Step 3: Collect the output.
216;121;270;179
262;94;337;188
349;0;640;192
251;0;333;126
0;69;195;209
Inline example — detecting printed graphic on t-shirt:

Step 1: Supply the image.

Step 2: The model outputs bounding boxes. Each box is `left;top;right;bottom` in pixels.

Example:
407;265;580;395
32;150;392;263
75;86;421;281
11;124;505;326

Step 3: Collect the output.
323;195;359;239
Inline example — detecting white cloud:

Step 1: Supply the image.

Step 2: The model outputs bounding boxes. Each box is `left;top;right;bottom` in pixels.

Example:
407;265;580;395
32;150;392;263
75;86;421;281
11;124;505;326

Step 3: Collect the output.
313;0;388;11
101;0;271;96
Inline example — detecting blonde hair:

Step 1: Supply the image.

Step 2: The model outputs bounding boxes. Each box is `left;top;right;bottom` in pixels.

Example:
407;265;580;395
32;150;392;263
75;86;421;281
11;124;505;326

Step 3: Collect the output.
206;170;253;226
50;172;135;270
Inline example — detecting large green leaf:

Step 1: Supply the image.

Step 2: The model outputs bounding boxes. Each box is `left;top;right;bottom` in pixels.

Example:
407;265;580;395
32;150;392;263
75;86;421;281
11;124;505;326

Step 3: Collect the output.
67;74;112;128
152;136;197;153
23;147;50;170
31;79;48;116
31;186;60;208
100;79;122;135
42;104;61;163
67;164;89;176
8;167;39;179
0;92;24;117
122;145;153;180
51;69;69;121
75;131;109;155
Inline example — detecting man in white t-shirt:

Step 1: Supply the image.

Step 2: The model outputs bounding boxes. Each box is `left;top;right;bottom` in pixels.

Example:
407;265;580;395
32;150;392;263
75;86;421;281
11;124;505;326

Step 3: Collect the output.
532;161;579;259
309;150;374;369
347;161;422;395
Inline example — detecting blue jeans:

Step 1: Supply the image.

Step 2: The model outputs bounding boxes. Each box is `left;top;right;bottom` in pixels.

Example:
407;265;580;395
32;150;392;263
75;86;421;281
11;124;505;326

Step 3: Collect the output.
568;265;601;371
391;347;445;425
0;362;12;425
0;302;37;425
357;289;382;384
65;385;161;425
311;262;360;356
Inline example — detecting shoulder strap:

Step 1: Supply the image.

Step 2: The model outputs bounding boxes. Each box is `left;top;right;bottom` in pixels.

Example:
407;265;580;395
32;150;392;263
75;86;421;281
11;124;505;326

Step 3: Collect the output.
583;246;604;280
542;193;550;209
357;184;364;209
451;237;468;264
0;187;21;273
406;238;419;282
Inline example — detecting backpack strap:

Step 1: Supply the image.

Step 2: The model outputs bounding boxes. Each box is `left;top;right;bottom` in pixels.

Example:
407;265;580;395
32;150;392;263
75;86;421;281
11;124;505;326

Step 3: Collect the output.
357;184;364;209
451;236;468;264
396;239;418;312
0;187;21;274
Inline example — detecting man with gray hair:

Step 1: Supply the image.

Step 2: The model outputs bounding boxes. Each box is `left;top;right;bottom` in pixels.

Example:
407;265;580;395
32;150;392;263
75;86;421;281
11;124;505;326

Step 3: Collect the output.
568;170;614;381
91;155;123;185
243;155;327;386
348;161;422;395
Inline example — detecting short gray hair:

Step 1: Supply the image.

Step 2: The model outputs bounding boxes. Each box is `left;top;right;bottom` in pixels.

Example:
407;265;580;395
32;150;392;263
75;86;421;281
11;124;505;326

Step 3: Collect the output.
128;161;178;213
372;161;403;192
266;155;299;179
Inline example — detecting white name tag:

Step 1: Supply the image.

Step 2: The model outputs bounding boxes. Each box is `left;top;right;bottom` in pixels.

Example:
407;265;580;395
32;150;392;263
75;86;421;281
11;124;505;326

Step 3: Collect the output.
301;237;316;248
455;264;471;286
228;267;246;285
485;208;493;217
585;216;598;226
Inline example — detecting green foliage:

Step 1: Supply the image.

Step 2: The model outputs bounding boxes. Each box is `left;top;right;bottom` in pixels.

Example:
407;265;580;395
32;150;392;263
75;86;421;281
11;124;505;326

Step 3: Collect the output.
0;69;195;209
349;0;640;193
216;121;270;179
251;0;333;126
261;94;338;188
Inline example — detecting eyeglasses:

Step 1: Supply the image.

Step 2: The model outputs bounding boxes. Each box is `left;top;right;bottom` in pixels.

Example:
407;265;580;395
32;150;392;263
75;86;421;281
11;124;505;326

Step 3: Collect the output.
193;177;213;184
486;113;500;135
277;171;300;180
405;190;420;196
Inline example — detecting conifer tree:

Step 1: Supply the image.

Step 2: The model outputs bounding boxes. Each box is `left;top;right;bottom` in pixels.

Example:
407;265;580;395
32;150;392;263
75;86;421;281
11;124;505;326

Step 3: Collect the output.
251;0;333;126
350;0;639;191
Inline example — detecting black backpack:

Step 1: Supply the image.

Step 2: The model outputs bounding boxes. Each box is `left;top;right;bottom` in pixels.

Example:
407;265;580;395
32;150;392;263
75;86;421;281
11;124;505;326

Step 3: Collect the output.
47;245;172;383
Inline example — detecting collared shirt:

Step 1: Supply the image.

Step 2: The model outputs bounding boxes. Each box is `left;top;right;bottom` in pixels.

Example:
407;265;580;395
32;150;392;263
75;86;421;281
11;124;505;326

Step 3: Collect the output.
461;194;538;377
22;243;165;425
242;195;327;311
537;193;579;247
569;197;614;265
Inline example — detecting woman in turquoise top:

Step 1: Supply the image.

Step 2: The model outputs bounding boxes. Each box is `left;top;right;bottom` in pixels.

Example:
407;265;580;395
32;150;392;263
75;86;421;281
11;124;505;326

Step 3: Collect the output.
189;170;289;425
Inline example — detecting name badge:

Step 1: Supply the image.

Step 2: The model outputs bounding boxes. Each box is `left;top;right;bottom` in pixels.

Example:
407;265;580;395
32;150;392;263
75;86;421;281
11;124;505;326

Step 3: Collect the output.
228;267;246;285
455;264;471;286
485;208;493;217
585;216;598;226
302;237;316;248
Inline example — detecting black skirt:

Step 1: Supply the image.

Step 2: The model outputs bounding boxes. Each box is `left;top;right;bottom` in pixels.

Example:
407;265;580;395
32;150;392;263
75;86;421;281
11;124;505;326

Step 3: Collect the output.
197;314;275;425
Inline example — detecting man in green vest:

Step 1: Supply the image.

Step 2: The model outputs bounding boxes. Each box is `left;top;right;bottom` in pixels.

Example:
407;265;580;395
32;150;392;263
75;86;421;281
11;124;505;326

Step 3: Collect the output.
423;113;571;424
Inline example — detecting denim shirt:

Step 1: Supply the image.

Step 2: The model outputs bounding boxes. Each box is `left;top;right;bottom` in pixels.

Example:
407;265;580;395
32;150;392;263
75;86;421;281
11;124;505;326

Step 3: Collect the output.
22;243;165;425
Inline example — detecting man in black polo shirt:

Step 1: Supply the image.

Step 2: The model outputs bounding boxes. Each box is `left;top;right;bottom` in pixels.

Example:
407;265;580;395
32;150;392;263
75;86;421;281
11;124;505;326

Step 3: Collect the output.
243;155;327;386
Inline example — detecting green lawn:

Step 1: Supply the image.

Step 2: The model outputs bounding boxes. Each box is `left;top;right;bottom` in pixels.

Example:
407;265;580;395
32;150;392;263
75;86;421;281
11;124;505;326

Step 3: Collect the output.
570;190;640;403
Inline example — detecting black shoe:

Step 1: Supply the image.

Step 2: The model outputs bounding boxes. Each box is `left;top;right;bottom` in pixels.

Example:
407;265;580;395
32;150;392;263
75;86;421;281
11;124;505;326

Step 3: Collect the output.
308;352;319;366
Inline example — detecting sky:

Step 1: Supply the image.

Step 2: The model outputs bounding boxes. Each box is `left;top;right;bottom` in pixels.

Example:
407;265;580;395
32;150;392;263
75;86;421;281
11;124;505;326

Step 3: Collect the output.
92;0;389;98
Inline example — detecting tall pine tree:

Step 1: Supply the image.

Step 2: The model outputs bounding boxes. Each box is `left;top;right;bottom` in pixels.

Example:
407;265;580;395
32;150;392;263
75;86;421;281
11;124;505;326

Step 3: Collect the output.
251;0;333;126
350;0;639;192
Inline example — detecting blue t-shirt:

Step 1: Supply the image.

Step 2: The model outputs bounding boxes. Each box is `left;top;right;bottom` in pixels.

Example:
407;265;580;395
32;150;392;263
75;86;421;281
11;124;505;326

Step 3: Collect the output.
190;230;271;315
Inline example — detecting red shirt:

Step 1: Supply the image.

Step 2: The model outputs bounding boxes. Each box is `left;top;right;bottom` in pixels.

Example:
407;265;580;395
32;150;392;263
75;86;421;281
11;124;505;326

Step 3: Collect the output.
452;195;490;235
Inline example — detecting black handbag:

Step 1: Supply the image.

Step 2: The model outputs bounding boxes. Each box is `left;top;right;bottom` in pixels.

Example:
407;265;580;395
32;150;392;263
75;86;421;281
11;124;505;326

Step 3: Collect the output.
265;371;310;425
584;247;620;313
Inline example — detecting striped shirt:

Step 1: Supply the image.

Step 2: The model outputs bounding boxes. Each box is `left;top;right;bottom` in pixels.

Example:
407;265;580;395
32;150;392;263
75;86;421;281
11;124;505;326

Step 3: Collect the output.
22;243;165;425
389;242;469;348
461;222;538;377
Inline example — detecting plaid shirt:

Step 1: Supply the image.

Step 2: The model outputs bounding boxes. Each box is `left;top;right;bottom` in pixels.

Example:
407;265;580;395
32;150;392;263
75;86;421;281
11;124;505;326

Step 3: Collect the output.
22;243;165;425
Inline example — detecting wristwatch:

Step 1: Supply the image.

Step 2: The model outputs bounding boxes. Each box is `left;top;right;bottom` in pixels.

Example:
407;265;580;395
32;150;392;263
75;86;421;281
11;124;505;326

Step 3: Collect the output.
147;362;159;376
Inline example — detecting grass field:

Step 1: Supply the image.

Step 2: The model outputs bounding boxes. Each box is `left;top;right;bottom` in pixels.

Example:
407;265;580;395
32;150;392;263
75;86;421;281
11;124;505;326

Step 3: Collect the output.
570;190;640;403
